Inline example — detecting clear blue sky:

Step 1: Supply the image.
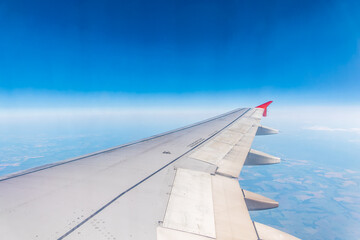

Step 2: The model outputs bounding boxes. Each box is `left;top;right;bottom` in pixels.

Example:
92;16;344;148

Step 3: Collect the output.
0;0;359;103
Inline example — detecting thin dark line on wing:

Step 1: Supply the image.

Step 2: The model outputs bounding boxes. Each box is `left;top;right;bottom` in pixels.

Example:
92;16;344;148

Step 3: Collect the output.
57;108;251;239
252;221;261;240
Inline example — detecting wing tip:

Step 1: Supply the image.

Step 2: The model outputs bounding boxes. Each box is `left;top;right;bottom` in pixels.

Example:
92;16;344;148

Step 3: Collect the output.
255;101;273;117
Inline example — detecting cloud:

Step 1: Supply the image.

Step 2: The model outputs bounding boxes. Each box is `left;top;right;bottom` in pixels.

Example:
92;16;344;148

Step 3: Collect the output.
304;125;360;134
295;191;325;201
283;159;309;166
342;180;357;187
0;163;20;167
273;176;303;184
323;172;344;178
23;156;44;161
304;227;318;235
333;196;357;203
345;169;358;174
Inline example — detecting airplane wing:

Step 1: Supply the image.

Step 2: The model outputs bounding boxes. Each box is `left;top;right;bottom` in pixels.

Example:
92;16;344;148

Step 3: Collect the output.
0;102;300;240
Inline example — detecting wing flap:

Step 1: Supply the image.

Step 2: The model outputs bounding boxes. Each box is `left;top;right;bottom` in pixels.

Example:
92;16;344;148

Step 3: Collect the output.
157;227;214;240
189;109;263;178
159;168;258;240
215;145;249;177
162;168;216;238
212;174;258;240
254;222;300;240
189;140;234;165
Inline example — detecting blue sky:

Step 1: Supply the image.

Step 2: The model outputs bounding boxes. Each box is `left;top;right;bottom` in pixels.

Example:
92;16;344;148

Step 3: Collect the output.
0;0;359;101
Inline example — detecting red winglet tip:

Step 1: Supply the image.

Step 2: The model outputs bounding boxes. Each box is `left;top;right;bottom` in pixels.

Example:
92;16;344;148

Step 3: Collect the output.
255;101;273;117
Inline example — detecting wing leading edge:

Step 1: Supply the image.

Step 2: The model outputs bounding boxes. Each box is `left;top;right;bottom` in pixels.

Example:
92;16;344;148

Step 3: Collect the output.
0;102;300;240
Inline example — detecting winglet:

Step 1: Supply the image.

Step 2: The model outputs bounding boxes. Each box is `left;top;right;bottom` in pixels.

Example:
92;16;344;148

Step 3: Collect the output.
255;101;273;117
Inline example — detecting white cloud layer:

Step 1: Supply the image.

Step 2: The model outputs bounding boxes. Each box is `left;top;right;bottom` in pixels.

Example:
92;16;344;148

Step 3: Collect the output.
304;126;360;134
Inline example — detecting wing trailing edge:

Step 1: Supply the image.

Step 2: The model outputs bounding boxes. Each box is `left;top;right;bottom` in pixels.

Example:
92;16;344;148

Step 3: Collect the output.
254;222;301;240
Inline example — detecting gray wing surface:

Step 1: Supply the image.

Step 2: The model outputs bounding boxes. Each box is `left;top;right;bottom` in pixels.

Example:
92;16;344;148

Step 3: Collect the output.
0;106;300;240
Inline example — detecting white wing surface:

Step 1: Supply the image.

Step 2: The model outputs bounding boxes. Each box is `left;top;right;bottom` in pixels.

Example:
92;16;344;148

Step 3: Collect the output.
0;102;300;240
